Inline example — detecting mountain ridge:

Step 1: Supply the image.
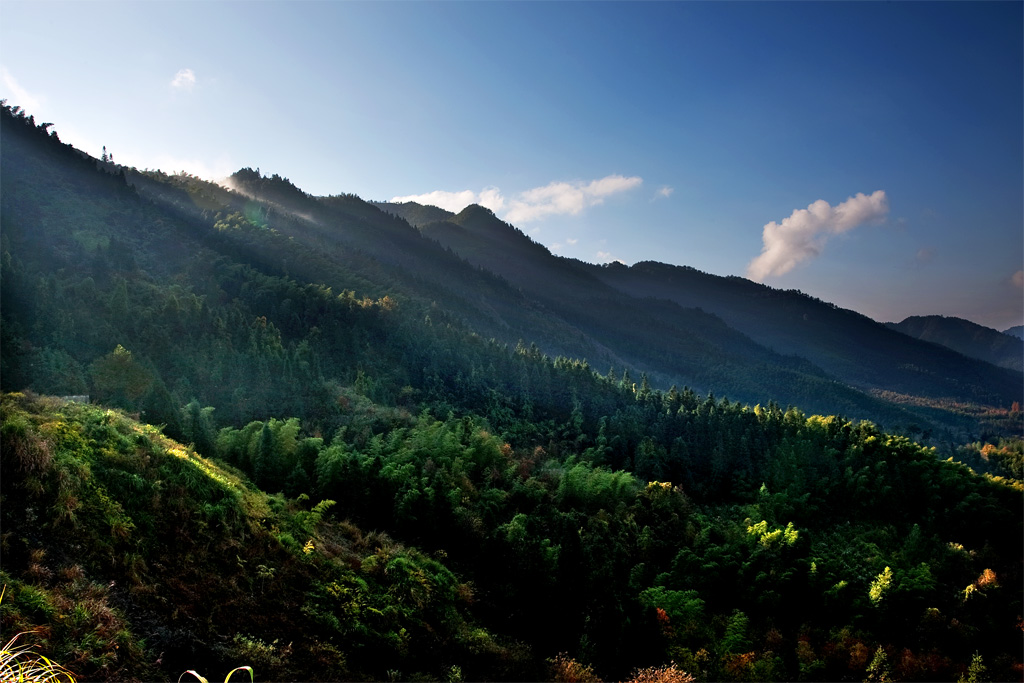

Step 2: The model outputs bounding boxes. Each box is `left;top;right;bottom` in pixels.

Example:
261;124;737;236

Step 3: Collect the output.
886;314;1023;372
1003;324;1024;340
2;105;1020;441
395;201;1021;422
585;259;1022;406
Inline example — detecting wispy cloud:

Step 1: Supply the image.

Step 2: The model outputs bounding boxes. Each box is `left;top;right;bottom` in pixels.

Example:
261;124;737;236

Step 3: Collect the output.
747;191;889;281
391;174;643;224
0;66;42;112
915;247;935;264
390;188;505;214
1012;270;1024;289
477;187;506;213
655;185;674;200
596;251;625;265
550;236;582;252
171;68;196;90
505;175;642;223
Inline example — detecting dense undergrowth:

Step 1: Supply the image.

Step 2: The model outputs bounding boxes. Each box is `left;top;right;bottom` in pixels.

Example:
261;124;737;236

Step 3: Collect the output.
1;393;523;682
2;391;1021;681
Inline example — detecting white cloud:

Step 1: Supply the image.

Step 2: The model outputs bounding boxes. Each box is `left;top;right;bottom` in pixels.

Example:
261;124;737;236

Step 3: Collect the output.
915;247;935;264
596;250;626;264
596;250;614;262
390;188;505;214
1012;270;1024;289
505;174;642;223
0;66;42;112
566;238;578;245
747;190;889;281
171;68;196;89
655;185;674;199
391;174;642;224
477;187;506;213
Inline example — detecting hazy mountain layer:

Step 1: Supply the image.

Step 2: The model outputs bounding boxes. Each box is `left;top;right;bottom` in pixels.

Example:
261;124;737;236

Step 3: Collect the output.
887;315;1024;372
587;260;1022;408
1003;324;1023;340
1;104;1020;441
398;202;1020;435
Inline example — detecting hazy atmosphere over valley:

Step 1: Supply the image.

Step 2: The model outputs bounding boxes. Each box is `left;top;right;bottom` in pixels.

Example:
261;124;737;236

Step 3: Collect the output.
2;1;1021;330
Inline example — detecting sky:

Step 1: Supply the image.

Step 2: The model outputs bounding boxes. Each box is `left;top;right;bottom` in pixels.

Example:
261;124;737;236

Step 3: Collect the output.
2;1;1021;331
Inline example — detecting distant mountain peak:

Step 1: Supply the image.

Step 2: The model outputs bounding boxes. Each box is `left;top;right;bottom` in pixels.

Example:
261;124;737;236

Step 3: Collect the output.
895;314;1000;333
450;203;508;230
887;314;1023;372
372;200;455;228
226;166;309;205
454;203;496;218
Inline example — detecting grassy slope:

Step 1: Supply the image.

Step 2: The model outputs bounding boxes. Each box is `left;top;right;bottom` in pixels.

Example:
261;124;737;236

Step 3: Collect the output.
0;393;519;682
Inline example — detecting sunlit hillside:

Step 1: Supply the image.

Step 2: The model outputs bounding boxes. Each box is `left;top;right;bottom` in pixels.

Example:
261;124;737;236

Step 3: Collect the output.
1;101;1022;683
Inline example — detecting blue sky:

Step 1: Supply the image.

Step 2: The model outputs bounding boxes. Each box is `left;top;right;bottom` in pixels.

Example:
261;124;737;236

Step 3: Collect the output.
2;1;1021;330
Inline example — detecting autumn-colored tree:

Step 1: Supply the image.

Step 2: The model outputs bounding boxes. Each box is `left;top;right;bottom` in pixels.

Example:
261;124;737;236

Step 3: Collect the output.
626;662;695;683
548;653;601;683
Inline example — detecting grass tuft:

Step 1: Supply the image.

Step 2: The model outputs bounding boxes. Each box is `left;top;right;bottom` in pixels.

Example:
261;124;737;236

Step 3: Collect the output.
178;665;254;683
0;631;77;683
0;585;75;682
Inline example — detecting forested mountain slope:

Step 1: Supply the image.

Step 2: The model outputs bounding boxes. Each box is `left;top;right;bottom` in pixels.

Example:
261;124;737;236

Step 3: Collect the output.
1;102;1022;682
375;200;456;227
586;260;1022;414
414;205;920;428
5;100;1020;440
388;200;1021;439
887;315;1024;372
384;198;1023;419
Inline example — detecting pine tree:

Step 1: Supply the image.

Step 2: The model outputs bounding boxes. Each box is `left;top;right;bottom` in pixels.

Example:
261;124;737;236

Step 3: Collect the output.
958;652;987;683
620;368;633;393
636;373;652;402
721;609;750;654
864;646;892;683
253;421;274;487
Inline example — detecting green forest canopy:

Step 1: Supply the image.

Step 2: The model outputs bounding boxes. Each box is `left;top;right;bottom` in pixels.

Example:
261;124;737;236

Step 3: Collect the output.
1;101;1022;682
